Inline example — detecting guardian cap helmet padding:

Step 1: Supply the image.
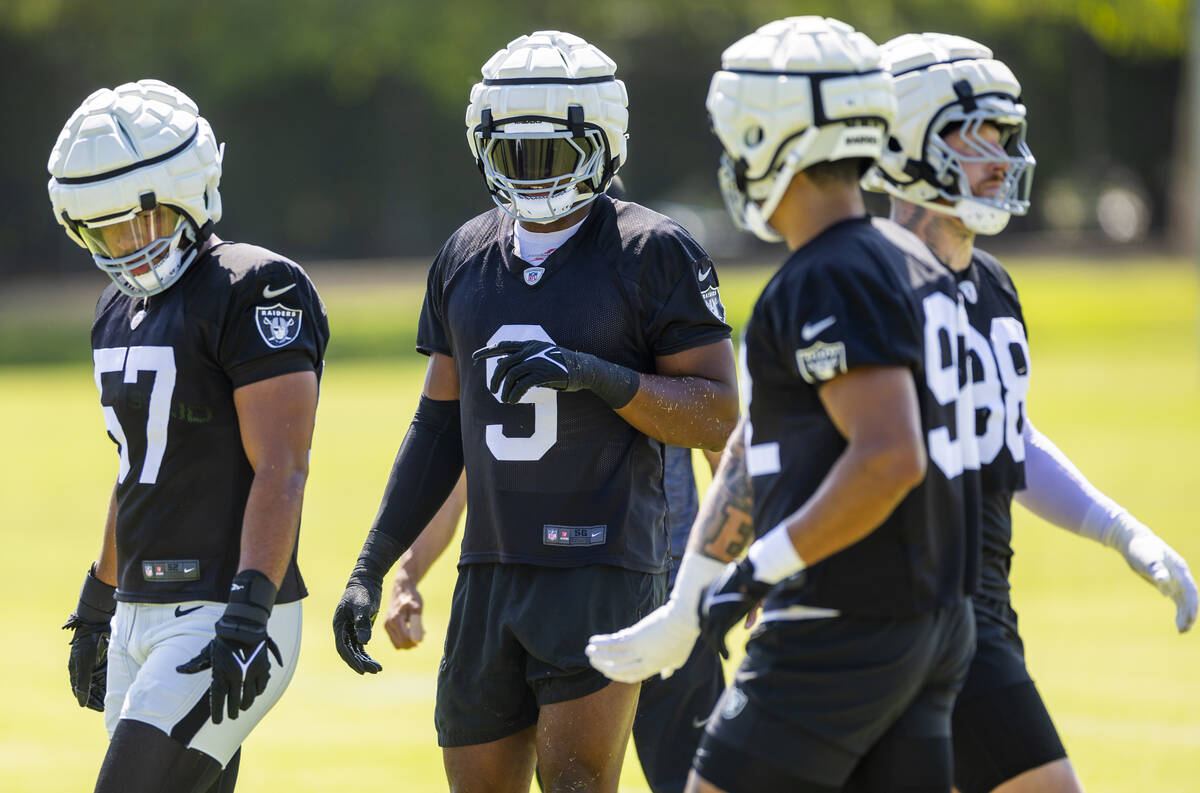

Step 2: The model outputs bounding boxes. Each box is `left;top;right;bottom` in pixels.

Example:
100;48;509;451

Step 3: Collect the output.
466;31;629;224
865;33;1035;235
706;17;895;243
48;79;223;296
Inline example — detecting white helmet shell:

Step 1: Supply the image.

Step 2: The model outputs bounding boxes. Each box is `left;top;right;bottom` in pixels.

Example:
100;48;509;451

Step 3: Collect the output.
706;17;895;242
865;33;1035;235
465;31;629;223
47;79;223;295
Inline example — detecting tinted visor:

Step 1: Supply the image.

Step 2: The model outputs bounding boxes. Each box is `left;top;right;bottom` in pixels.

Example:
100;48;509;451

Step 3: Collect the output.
79;205;181;259
486;136;595;183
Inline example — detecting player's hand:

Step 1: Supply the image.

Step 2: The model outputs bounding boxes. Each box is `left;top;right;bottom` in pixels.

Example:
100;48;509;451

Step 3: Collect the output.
587;600;700;683
473;340;577;403
333;578;384;673
177;570;283;723
177;620;283;723
473;340;639;408
62;567;115;711
697;558;772;659
384;571;425;649
1119;531;1198;632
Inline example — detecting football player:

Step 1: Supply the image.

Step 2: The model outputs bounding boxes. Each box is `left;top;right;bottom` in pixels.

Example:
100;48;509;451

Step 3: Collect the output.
331;31;738;793
867;33;1198;793
51;79;328;793
588;17;984;792
382;449;725;793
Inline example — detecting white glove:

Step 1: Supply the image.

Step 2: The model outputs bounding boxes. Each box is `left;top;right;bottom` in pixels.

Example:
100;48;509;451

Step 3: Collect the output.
586;554;726;683
1106;513;1198;633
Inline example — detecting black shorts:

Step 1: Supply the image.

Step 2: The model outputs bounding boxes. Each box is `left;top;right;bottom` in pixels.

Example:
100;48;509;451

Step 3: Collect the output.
632;639;725;793
694;598;975;793
435;562;667;747
952;598;1067;793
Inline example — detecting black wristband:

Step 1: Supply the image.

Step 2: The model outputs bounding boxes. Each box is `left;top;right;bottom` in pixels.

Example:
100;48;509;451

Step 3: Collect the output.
222;569;277;626
569;352;640;409
351;530;407;586
75;566;116;624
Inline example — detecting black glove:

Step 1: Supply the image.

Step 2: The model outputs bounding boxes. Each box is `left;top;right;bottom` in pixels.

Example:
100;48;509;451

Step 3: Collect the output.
697;558;773;659
333;530;405;674
472;340;639;408
62;567;115;711
177;570;282;724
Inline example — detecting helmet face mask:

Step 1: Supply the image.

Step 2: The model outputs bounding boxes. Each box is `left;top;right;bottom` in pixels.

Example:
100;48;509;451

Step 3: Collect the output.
715;126;822;243
474;120;607;223
76;205;197;298
924;105;1034;234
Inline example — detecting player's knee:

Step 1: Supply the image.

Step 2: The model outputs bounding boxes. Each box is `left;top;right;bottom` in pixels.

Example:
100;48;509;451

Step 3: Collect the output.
538;758;616;793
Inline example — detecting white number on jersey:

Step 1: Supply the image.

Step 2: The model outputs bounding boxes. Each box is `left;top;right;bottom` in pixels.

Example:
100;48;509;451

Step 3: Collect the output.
923;293;980;479
483;324;559;461
966;317;1030;464
93;346;177;484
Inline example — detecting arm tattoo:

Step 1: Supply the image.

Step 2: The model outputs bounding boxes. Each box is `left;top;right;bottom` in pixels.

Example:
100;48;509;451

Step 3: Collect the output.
686;421;754;562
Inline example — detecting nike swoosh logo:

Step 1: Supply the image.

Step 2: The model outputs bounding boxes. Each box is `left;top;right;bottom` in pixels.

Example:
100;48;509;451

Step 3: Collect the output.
697;265;713;281
175;605;203;617
262;283;297;299
801;315;836;341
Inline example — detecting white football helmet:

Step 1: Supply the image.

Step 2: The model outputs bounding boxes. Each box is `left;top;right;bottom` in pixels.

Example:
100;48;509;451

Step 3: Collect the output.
465;30;629;224
706;17;895;243
47;79;223;297
865;33;1035;235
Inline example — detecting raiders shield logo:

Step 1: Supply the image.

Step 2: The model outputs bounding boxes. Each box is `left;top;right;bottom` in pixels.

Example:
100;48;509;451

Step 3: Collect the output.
701;286;725;321
255;303;303;349
523;266;545;286
795;340;847;384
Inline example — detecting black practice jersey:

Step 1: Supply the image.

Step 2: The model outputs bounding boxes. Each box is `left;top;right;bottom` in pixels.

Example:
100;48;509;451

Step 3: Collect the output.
745;217;981;617
91;242;329;603
417;195;730;573
959;249;1031;606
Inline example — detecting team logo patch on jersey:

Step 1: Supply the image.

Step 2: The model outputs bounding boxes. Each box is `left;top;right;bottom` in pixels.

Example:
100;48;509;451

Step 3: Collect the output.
523;266;546;286
701;286;725;321
255;304;303;349
795;341;847;384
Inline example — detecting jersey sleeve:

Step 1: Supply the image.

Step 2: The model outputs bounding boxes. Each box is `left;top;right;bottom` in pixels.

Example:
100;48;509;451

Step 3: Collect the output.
415;242;453;357
216;259;329;388
639;226;732;356
783;258;921;387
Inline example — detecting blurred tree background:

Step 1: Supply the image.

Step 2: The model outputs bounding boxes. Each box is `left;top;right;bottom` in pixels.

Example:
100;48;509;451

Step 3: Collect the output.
0;0;1189;278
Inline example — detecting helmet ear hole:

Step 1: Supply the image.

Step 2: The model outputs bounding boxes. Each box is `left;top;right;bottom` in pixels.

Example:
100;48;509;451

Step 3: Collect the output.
744;126;765;147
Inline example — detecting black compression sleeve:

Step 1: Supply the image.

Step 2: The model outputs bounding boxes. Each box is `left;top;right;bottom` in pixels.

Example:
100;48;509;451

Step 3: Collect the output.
369;396;464;555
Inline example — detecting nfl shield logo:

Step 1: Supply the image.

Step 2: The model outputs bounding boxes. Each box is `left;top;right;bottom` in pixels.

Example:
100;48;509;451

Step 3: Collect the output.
701;286;725;321
523;266;545;286
255;303;303;349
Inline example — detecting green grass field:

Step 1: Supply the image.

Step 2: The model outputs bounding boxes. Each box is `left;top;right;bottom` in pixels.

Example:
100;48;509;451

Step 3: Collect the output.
1;257;1198;791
